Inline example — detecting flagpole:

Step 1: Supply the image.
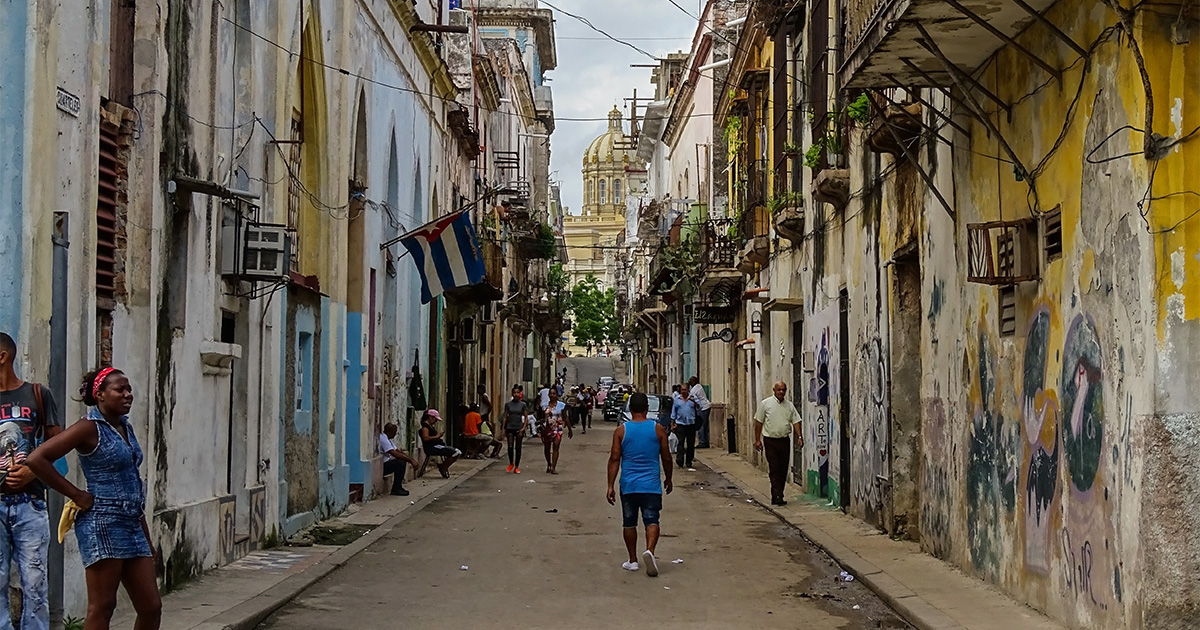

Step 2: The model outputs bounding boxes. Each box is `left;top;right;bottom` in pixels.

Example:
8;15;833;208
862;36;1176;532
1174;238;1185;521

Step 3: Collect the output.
379;185;508;251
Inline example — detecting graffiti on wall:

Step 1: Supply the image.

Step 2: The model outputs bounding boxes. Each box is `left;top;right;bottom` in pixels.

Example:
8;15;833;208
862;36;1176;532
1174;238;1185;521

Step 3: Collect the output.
920;398;953;560
966;330;1019;579
1022;307;1060;575
1058;314;1115;611
854;337;887;518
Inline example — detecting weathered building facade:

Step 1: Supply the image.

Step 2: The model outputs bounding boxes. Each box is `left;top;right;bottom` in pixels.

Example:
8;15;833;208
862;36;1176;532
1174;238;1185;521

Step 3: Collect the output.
637;0;1199;627
0;0;555;621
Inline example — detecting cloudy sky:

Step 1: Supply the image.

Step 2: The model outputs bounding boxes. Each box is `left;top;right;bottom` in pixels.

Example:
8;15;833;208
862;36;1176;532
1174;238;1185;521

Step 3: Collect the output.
544;0;703;215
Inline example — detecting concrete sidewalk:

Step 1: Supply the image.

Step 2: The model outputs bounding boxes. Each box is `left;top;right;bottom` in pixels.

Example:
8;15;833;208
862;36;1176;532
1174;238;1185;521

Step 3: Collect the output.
111;458;496;630
699;452;1065;630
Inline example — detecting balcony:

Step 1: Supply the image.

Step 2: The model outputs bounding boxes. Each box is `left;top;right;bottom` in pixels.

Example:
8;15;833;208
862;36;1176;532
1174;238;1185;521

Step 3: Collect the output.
841;0;1063;89
698;219;742;296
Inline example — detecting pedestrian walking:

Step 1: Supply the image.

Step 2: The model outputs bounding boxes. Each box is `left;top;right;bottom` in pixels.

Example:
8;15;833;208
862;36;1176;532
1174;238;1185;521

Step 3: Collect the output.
539;389;570;474
27;367;161;630
669;383;698;470
753;381;804;506
606;393;672;577
688;376;712;448
503;386;527;474
0;332;63;630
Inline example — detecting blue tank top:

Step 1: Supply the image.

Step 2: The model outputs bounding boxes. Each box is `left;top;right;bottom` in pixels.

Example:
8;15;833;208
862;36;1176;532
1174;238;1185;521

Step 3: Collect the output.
620;420;662;495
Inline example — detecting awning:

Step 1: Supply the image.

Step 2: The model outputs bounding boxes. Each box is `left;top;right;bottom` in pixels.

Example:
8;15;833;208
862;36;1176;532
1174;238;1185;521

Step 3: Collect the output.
742;287;770;303
764;297;803;313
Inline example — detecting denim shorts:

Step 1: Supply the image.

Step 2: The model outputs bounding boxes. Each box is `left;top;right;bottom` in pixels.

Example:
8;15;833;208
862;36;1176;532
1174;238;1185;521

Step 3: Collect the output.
74;498;152;568
620;492;662;528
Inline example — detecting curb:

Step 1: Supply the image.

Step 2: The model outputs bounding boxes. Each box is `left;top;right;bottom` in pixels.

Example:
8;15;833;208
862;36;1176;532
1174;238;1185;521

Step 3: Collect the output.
208;459;497;630
698;454;961;630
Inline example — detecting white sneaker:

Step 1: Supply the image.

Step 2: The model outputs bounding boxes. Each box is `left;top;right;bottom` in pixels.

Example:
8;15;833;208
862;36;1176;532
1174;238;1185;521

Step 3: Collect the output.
622;561;640;571
642;550;659;577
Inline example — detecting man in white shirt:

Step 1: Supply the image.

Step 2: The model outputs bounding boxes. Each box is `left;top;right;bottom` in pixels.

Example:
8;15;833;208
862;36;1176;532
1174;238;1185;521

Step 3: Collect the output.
753;381;804;506
687;376;712;448
379;423;421;496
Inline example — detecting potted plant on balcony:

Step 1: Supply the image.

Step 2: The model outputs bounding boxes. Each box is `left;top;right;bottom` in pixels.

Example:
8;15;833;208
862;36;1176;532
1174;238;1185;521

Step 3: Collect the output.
517;222;557;260
782;141;802;158
769;191;805;242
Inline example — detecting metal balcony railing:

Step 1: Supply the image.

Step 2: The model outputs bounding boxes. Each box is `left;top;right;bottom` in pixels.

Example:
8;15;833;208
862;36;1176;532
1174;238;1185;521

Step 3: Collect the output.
700;220;738;271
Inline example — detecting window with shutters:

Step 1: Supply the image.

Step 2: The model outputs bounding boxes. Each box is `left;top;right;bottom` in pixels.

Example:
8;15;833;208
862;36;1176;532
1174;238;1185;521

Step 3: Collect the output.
287;115;303;272
613;178;622;205
95;104;133;366
97;123;121;308
1043;206;1063;262
998;286;1017;337
599;180;607;205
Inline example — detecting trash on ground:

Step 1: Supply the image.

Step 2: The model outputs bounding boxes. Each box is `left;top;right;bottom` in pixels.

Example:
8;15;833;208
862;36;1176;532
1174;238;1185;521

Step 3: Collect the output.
746;499;753;503
664;586;671;590
546;509;558;513
672;559;684;564
525;479;537;483
459;565;469;571
853;605;861;610
838;571;855;582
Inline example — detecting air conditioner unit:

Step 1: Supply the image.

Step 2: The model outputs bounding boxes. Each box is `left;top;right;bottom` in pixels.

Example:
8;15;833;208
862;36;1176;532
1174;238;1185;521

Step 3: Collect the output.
460;317;478;343
447;321;459;342
480;302;495;323
243;224;290;279
220;221;291;280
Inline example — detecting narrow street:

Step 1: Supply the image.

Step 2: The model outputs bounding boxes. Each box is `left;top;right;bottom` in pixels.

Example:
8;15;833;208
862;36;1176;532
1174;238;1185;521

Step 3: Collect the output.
259;419;909;629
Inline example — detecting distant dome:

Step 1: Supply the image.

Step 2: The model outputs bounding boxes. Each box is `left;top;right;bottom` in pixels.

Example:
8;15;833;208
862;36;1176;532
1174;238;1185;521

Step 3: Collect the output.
584;106;635;165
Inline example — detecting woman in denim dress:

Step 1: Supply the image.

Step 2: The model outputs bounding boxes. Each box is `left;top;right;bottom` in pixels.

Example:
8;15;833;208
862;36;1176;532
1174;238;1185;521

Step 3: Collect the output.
28;368;160;629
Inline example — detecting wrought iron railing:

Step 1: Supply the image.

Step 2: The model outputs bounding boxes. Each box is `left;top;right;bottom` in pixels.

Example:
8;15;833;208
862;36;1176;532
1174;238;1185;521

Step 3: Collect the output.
700;219;738;271
845;0;892;55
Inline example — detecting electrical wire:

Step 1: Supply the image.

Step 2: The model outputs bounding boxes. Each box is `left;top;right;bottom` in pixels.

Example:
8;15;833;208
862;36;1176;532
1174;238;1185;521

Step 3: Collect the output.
539;0;658;59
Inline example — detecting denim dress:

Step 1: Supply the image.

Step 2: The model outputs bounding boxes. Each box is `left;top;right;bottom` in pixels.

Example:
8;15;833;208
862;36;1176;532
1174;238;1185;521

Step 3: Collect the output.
74;408;151;567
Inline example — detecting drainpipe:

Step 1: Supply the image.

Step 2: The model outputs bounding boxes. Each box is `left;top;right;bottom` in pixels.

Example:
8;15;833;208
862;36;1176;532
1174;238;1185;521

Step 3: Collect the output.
48;213;68;626
881;258;895;526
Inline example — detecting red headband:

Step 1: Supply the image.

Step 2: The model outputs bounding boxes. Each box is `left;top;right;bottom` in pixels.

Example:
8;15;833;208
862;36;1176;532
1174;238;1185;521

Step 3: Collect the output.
92;367;117;400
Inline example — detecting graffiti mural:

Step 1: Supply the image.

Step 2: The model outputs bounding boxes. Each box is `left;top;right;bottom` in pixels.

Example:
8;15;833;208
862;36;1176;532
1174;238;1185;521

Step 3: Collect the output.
920;398;953;560
966;330;1019;579
1058;313;1115;613
854;338;887;520
1061;315;1104;492
1021;308;1060;574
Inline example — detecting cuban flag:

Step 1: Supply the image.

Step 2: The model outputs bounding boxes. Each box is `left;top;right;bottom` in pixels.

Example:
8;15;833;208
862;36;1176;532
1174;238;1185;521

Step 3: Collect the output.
399;210;486;303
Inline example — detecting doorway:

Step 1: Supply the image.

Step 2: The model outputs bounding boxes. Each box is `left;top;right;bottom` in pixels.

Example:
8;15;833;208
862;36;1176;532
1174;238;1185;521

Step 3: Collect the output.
888;254;923;538
790;317;805;490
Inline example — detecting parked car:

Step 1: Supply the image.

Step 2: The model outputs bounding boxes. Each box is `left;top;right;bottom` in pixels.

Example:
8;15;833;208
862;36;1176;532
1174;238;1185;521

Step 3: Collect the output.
598;376;615;390
622;394;671;427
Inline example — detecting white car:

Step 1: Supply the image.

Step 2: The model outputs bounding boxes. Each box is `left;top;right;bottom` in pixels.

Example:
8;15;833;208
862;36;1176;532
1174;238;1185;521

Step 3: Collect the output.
622;394;669;426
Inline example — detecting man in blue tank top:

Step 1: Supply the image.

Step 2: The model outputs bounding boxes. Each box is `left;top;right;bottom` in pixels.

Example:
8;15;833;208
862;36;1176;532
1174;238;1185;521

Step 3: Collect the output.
606;393;673;577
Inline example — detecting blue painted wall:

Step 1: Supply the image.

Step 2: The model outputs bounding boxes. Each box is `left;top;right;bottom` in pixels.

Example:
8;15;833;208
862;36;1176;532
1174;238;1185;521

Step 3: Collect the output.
0;2;28;338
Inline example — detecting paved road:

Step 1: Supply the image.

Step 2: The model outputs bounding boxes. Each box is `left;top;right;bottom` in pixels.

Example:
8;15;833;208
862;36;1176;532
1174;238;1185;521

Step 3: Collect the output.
259;423;910;629
560;355;618;389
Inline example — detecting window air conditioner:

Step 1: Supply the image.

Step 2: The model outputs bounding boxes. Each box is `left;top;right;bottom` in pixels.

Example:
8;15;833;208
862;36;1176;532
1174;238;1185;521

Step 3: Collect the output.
480;302;495;323
220;221;291;280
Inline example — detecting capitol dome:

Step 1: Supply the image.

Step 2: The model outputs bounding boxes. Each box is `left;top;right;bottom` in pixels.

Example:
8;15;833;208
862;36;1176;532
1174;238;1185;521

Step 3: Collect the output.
584;107;636;165
578;106;644;218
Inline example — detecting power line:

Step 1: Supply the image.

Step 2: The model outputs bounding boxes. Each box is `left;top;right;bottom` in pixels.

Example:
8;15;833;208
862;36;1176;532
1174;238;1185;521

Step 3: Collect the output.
540;0;659;59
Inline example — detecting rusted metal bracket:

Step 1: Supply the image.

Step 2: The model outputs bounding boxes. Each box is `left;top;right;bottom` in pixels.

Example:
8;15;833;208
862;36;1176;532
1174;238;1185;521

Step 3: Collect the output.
916;24;1041;213
913;25;1012;119
867;97;957;222
897;60;992;136
882;77;971;137
1009;0;1089;57
944;0;1062;82
875;85;963;144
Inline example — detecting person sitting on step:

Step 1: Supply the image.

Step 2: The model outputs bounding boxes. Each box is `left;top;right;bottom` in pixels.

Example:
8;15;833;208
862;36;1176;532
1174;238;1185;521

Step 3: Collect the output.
419;410;461;479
